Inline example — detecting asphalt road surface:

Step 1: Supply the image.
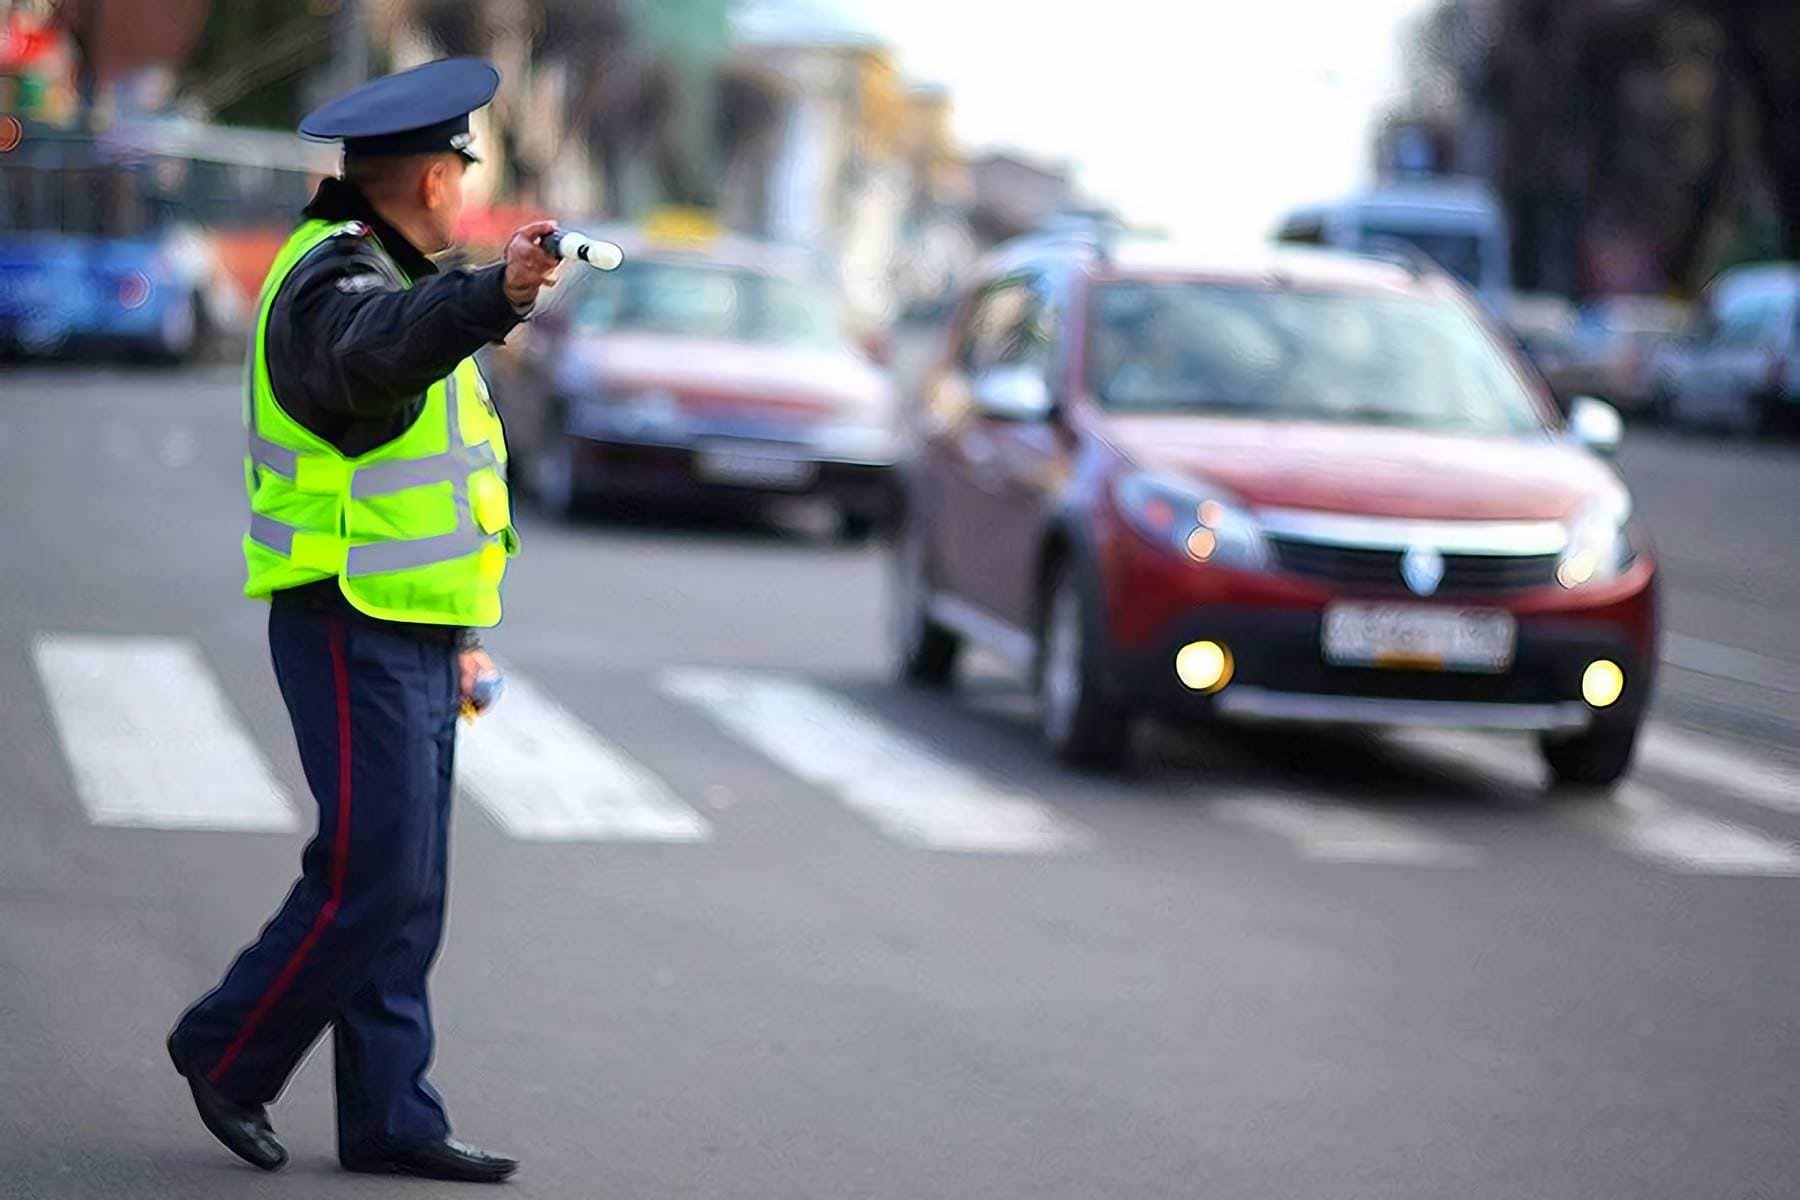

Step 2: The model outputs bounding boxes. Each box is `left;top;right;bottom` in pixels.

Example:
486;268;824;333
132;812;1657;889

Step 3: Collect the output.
1;364;1797;1200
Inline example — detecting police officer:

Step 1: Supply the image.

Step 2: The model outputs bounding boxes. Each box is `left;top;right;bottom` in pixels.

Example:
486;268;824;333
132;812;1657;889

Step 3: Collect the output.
166;58;561;1183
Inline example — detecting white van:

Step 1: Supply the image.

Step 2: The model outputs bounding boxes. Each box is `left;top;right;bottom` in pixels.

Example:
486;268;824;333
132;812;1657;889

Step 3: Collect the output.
1275;179;1512;318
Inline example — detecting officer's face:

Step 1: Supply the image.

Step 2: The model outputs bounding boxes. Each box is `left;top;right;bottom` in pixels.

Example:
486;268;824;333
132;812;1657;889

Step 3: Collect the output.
421;154;468;253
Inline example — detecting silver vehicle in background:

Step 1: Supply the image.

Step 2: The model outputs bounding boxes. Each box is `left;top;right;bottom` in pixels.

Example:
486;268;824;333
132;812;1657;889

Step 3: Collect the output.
1650;263;1800;436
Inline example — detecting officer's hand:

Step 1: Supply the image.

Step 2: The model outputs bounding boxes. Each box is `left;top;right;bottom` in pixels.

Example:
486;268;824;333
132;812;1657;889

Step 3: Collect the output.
503;220;562;310
459;647;498;710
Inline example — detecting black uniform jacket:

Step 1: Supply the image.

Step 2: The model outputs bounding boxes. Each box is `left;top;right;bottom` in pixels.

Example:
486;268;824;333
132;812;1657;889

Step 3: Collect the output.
264;177;526;645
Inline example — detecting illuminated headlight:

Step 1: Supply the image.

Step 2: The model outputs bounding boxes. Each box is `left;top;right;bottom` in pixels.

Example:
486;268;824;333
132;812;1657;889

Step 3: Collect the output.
1557;493;1636;588
1111;471;1268;569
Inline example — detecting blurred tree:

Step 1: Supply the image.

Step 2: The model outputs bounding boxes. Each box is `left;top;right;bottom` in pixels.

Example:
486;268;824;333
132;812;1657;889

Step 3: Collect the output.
173;0;336;127
1402;0;1799;295
1713;0;1800;261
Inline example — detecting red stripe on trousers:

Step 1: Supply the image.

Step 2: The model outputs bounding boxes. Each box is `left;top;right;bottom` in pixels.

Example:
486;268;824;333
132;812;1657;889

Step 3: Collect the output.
208;620;354;1085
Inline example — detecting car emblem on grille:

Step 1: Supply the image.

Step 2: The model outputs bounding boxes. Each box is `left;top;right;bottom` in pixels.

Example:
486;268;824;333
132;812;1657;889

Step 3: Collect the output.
1401;545;1445;596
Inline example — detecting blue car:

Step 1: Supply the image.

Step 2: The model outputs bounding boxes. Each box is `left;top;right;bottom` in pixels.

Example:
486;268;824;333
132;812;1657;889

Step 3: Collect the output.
1;132;219;362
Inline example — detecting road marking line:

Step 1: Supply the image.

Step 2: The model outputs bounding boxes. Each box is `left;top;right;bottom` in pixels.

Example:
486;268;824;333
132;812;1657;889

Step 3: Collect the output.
1211;792;1481;866
1386;730;1800;875
457;671;709;843
31;635;299;832
658;667;1088;854
1577;785;1800;877
1661;633;1800;695
1638;724;1800;816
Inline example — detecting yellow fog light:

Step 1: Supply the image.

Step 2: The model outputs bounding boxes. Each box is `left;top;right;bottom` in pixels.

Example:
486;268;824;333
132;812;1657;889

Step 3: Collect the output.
1581;659;1624;708
1176;640;1233;692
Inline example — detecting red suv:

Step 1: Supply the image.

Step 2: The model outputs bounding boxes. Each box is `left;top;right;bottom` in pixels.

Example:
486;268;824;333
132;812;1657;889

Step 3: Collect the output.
890;234;1657;787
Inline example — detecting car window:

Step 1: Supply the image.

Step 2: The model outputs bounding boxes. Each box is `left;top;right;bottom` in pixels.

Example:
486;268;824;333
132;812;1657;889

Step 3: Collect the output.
1713;292;1789;346
959;272;1055;375
567;259;848;348
1086;281;1544;435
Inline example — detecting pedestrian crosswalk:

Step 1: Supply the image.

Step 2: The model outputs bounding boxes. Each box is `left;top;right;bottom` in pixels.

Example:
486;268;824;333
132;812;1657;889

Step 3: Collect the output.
660;667;1088;854
21;632;1800;877
31;635;299;832
459;671;709;843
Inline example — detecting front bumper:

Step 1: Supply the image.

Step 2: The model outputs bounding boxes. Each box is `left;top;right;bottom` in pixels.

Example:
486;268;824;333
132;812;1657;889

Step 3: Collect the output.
563;431;901;516
1102;602;1654;733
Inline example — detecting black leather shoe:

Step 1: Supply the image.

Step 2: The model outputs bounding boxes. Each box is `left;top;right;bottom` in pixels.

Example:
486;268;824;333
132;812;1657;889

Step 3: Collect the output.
168;1033;287;1172
344;1138;518;1183
179;1073;289;1172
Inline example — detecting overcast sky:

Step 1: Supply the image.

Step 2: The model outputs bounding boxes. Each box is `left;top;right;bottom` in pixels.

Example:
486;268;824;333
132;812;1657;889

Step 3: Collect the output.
825;0;1433;247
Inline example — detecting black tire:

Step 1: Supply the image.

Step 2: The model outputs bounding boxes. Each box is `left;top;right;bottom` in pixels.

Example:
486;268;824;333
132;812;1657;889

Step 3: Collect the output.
1650;380;1680;428
1751;391;1788;439
1540;723;1639;792
889;518;960;686
1036;562;1132;770
530;434;581;519
838;508;879;544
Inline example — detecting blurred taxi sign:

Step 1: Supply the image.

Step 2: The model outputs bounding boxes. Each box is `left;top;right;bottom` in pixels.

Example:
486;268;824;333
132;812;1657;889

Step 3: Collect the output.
642;206;720;248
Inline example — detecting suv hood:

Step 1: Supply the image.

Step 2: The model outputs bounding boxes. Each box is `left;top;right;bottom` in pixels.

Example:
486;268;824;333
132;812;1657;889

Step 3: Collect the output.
1105;415;1620;522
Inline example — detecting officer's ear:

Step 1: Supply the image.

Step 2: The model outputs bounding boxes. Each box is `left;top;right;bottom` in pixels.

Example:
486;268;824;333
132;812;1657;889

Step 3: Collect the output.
421;153;464;212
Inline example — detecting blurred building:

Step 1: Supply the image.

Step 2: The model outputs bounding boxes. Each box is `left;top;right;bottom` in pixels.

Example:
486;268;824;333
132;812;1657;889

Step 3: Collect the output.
966;150;1073;243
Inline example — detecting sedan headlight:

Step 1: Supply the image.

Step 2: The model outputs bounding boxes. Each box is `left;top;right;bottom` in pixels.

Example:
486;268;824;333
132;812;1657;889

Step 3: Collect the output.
1557;492;1636;587
1111;471;1269;569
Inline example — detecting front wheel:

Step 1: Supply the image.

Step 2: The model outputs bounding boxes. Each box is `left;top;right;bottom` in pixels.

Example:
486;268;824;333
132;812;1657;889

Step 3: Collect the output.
889;519;960;686
1540;723;1639;792
1037;565;1132;770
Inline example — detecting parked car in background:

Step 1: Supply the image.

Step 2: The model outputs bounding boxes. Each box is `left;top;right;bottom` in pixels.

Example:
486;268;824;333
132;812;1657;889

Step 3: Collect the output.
488;212;902;540
1554;296;1692;417
893;232;1656;788
1506;293;1581;412
1649;263;1800;435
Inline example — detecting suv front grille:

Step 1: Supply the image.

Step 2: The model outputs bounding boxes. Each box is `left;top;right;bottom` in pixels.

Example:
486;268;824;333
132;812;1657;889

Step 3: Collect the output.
1269;538;1559;595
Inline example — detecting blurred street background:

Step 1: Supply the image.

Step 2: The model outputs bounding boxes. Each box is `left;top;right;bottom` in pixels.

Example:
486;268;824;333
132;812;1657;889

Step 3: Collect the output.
3;1;1799;1198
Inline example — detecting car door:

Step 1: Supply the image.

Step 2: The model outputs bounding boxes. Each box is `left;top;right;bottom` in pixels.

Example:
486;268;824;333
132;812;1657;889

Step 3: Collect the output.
1690;292;1778;424
927;268;1055;630
976;267;1077;628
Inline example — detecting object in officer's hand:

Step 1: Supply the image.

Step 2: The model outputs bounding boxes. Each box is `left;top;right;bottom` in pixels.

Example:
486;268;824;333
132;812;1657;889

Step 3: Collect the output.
538;230;624;271
461;670;505;723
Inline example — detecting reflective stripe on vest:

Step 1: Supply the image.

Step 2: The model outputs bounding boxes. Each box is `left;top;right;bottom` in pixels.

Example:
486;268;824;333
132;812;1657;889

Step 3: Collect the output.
247;371;504;567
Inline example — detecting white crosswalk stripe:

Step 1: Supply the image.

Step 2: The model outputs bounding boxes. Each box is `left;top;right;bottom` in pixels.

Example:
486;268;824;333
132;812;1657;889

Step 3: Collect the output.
457;671;709;843
659;667;1089;854
1211;792;1481;866
1637;724;1800;817
1384;728;1800;876
1576;786;1800;876
31;634;298;832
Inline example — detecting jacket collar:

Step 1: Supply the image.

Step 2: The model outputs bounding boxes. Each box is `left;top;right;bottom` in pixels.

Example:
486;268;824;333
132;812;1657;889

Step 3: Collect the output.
301;177;438;281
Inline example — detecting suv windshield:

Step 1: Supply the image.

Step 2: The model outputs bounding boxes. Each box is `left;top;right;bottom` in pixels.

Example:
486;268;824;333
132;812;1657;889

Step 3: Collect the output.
568;258;847;348
1086;282;1545;435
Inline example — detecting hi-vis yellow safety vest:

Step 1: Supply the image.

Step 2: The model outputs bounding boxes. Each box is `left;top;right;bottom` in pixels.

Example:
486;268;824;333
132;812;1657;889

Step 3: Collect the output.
242;218;517;627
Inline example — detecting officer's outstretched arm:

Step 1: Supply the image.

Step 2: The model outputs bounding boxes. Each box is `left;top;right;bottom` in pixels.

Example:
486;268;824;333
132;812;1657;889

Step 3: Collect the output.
292;247;523;419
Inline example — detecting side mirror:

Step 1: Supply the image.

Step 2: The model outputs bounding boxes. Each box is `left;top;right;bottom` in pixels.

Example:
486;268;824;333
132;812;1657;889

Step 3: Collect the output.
969;363;1053;422
1568;395;1623;457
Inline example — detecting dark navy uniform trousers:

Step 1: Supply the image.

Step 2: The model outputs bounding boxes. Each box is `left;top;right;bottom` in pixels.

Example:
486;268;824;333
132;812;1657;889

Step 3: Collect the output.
170;602;460;1161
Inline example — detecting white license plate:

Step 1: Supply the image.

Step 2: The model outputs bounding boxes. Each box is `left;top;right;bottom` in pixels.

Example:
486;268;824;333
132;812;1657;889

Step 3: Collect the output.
693;443;818;490
1322;604;1516;673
